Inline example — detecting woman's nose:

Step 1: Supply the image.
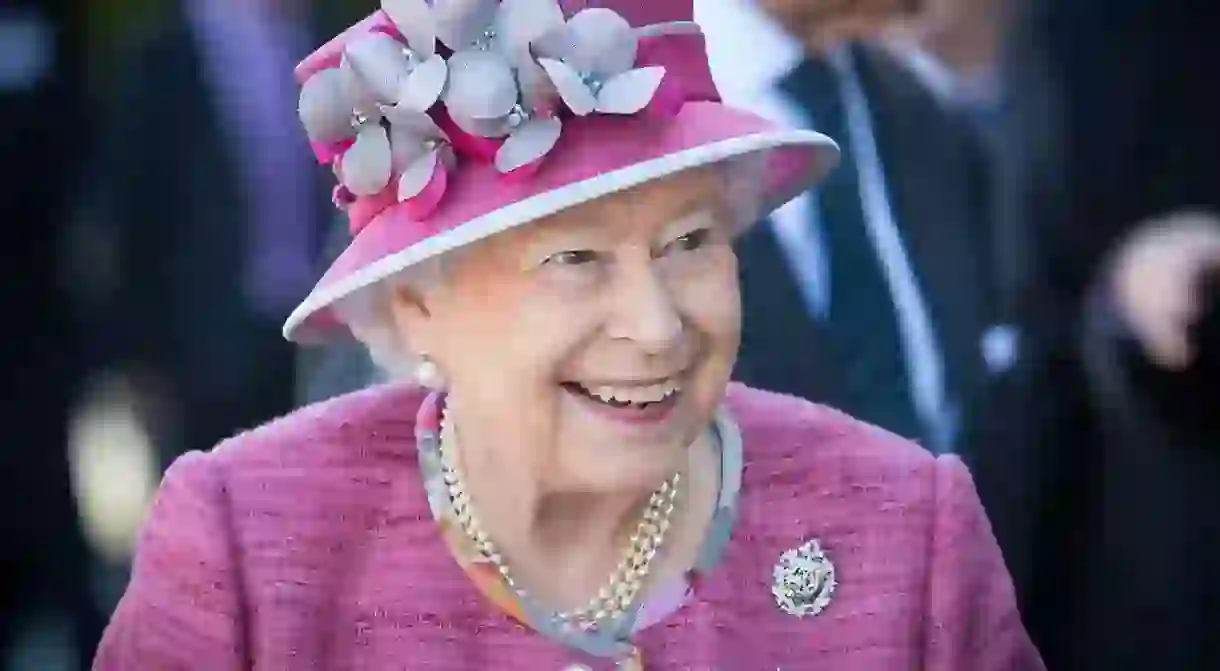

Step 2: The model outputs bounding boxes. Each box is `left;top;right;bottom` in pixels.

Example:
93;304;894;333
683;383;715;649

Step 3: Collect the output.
606;265;684;354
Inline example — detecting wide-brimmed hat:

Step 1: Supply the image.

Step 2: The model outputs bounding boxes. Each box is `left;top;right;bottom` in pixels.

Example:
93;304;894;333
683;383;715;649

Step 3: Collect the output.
284;0;839;342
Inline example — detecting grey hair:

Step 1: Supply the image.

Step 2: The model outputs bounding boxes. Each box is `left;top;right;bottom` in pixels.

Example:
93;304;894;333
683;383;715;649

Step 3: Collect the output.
330;257;447;383
333;155;770;381
722;152;769;230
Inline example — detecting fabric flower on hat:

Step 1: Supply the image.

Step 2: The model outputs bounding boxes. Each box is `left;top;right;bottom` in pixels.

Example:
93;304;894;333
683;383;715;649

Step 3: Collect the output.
298;63;384;196
435;0;569;172
298;0;448;197
390;110;456;208
326;107;458;217
534;8;672;118
356;0;449;114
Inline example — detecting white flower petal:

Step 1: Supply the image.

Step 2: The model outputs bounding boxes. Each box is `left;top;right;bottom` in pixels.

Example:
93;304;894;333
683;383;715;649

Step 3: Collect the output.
449;112;511;138
432;0;499;50
495;0;565;64
391;140;429;175
388;111;446;172
384;108;446;140
594;66;664;115
632;20;701;39
346;33;412;104
382;0;437;58
399;53;448;112
444;50;519;119
398;150;441;200
390;133;430;174
518;57;557;112
538;58;596;116
531;24;576;61
564;8;637;77
299;69;357;143
338;57;379;117
343;124;394;196
496;117;562;172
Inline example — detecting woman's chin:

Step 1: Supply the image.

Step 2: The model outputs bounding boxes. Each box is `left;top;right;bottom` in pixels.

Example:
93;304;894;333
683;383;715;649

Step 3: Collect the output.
556;394;698;486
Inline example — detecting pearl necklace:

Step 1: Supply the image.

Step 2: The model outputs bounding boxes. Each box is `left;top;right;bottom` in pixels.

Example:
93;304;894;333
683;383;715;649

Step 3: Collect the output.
438;408;681;629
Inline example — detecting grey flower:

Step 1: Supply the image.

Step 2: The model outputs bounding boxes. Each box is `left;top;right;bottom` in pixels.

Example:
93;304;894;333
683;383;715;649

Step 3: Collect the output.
387;109;455;201
298;59;392;196
535;8;666;116
432;0;564;63
297;61;372;148
297;0;449;197
438;0;567;172
348;0;448;114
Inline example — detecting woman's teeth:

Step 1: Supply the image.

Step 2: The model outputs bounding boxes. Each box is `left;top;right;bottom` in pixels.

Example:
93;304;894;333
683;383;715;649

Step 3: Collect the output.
576;380;680;407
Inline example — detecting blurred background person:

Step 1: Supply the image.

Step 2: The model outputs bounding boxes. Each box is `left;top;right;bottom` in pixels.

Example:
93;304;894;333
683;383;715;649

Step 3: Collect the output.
967;0;1220;667
82;0;333;472
699;0;1007;453
881;0;1008;134
0;0;103;668
67;0;334;650
50;3;376;666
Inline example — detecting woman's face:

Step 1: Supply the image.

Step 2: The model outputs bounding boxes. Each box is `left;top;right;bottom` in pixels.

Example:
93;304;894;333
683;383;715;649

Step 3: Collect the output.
395;167;742;494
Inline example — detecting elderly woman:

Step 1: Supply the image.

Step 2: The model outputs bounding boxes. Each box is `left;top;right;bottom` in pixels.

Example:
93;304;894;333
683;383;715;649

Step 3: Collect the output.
94;0;1040;668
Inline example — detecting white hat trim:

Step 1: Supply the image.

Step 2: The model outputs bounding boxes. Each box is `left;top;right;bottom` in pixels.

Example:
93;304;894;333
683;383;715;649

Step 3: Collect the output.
284;127;838;341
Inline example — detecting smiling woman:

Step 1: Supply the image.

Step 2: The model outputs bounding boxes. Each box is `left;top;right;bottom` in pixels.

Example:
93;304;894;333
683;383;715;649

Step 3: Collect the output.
392;167;741;502
93;0;1041;669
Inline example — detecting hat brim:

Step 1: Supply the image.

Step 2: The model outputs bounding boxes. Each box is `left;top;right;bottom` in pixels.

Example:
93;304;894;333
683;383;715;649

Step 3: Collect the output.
284;102;839;343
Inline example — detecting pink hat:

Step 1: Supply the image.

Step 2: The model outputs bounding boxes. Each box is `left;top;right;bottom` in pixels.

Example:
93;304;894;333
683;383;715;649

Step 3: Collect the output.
285;0;838;342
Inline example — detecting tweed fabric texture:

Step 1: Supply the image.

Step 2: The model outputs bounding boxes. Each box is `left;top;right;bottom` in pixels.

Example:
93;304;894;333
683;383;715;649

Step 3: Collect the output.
95;383;1042;670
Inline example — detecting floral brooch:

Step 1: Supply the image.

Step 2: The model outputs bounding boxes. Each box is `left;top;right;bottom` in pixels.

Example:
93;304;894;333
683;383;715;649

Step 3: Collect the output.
772;539;837;618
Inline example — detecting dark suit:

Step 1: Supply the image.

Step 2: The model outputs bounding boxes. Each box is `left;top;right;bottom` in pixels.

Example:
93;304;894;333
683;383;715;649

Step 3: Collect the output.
736;44;997;452
89;10;331;466
966;0;1220;666
0;0;101;666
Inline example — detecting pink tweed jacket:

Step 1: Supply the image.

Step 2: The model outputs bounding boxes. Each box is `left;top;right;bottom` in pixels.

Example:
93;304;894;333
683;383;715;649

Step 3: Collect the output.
95;383;1042;670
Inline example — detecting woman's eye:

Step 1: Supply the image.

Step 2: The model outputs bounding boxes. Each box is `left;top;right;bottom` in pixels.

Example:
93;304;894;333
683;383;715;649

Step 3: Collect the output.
544;250;599;266
666;228;712;254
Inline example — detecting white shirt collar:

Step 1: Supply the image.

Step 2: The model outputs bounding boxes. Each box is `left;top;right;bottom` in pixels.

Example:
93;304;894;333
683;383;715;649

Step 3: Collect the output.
695;0;803;106
882;39;999;108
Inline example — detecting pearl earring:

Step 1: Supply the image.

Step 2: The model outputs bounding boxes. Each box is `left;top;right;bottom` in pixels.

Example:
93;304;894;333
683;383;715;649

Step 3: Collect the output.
415;357;444;388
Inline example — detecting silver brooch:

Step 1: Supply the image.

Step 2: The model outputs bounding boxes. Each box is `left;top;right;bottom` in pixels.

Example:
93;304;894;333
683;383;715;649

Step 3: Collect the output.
772;539;837;617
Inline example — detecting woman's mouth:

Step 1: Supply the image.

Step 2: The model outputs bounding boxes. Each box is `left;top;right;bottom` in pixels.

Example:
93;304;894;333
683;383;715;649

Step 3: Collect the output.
561;380;682;424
